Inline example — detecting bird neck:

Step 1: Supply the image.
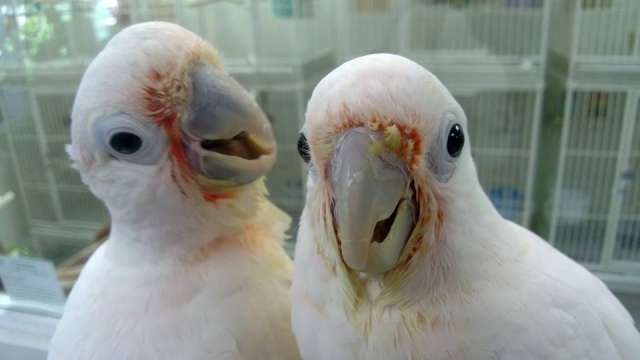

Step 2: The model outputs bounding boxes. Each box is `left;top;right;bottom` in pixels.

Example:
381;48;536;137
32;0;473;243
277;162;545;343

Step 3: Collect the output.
102;183;276;266
105;206;231;265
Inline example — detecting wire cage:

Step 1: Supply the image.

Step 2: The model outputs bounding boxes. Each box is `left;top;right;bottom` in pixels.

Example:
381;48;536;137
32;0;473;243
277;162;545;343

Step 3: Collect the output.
550;0;640;69
398;0;550;67
442;75;543;226
0;78;316;258
1;1;335;74
334;0;401;61
337;0;549;67
543;82;640;272
256;89;307;216
175;0;335;72
0;1;175;72
0;75;314;262
0;1;330;263
0;0;173;260
0;81;109;262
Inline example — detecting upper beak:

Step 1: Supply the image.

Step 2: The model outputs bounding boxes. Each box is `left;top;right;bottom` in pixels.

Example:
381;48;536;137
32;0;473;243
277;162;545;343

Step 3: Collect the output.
331;128;416;274
182;63;276;187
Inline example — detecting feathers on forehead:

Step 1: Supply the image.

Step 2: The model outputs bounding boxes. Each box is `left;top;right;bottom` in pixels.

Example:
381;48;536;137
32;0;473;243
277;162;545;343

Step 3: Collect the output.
303;54;464;178
305;54;461;144
72;22;220;119
71;22;220;149
105;21;221;73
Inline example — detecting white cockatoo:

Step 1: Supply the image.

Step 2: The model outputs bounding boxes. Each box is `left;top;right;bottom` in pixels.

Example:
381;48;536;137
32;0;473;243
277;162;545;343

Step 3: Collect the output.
48;22;299;360
291;54;640;360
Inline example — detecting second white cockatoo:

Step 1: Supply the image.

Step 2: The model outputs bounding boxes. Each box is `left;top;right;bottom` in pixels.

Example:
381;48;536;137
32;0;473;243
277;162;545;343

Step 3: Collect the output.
291;54;640;359
48;22;299;359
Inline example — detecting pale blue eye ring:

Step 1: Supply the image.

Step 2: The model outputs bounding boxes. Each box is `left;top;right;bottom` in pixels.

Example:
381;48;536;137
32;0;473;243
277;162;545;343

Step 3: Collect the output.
427;112;461;183
94;113;167;165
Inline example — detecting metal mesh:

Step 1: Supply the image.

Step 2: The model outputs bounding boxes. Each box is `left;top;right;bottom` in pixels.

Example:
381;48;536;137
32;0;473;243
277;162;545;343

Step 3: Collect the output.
408;0;546;58
266;148;305;215
11;136;47;187
2;2;176;65
458;90;538;224
553;91;626;263
29;231;94;265
3;90;107;227
24;186;58;223
260;91;301;147
257;88;306;215
342;0;399;58
177;0;332;68
576;0;640;59
614;98;640;262
36;94;73;138
58;189;107;225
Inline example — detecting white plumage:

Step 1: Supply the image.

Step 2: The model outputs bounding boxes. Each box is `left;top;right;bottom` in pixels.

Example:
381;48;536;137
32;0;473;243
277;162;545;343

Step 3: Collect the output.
291;53;640;360
48;22;299;360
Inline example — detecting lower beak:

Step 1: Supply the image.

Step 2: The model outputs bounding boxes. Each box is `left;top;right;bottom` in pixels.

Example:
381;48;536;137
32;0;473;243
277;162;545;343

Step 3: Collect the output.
331;128;416;274
182;63;276;187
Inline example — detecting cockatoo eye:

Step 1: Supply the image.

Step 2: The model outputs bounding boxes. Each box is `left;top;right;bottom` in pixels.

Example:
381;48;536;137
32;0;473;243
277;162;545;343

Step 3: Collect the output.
297;132;311;164
109;132;142;154
94;113;167;165
427;112;463;182
446;123;464;157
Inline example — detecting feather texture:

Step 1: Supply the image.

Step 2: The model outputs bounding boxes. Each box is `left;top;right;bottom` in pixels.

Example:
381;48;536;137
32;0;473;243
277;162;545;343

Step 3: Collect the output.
49;22;298;360
291;54;640;360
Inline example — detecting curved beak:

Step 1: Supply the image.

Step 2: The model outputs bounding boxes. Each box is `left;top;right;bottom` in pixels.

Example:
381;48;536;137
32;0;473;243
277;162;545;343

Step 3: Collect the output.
331;128;416;274
182;63;276;187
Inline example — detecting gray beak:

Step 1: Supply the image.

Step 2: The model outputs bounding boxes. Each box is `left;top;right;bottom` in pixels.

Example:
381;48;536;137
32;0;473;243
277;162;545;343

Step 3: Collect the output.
331;128;416;274
182;63;276;187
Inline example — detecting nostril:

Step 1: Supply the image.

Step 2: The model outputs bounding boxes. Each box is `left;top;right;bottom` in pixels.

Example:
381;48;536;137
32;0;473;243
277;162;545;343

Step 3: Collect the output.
200;131;272;160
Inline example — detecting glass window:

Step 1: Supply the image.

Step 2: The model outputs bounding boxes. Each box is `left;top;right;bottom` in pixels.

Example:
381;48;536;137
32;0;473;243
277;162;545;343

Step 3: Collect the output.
0;0;638;328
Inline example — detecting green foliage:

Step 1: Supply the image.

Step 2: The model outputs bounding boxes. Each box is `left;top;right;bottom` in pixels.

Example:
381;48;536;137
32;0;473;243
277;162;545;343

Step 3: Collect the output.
19;12;54;57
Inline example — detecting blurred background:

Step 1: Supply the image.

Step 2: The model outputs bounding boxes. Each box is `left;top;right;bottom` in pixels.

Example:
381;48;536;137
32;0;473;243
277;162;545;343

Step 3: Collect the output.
0;0;638;343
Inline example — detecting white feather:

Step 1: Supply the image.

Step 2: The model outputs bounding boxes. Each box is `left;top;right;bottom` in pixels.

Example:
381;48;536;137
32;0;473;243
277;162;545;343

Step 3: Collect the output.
292;54;640;360
49;22;298;360
50;186;298;359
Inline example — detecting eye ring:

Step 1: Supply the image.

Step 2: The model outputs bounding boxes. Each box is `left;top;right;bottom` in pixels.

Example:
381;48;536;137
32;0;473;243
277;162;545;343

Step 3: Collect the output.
446;123;464;158
109;131;143;155
297;132;311;163
94;113;167;165
425;113;463;183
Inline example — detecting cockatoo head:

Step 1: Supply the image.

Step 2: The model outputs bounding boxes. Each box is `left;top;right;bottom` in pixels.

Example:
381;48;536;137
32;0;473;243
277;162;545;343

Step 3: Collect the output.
300;54;481;288
68;22;276;224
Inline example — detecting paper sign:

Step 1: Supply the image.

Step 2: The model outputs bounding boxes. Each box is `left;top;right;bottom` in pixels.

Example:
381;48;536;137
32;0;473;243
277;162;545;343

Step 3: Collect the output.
0;256;65;310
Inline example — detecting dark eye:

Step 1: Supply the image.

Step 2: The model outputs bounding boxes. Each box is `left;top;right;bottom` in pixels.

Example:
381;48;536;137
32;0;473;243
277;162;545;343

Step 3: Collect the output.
446;123;464;158
297;133;311;163
109;132;142;155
